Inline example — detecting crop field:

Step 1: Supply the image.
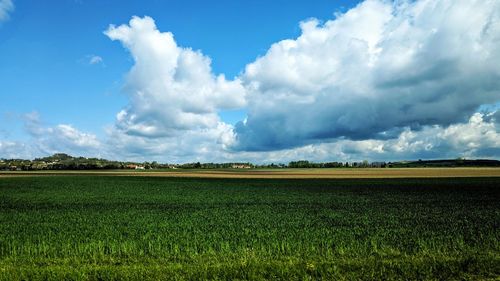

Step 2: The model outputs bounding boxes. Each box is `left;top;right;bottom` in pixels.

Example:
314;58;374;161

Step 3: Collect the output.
0;175;499;280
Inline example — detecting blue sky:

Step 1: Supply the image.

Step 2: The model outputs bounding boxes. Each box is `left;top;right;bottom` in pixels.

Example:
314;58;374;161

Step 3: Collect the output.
1;0;499;163
0;0;359;136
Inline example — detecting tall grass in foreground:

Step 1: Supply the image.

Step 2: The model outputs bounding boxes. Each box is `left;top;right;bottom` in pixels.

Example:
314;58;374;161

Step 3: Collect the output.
0;176;499;280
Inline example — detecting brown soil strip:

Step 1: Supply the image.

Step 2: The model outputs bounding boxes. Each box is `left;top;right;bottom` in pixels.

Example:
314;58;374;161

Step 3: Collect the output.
1;168;500;179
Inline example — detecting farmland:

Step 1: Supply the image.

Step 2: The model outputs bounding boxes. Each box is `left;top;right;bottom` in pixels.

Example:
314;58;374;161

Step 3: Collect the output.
0;175;499;280
2;167;500;178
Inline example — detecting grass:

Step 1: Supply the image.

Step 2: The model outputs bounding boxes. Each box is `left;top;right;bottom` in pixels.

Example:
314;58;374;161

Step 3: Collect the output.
0;176;499;280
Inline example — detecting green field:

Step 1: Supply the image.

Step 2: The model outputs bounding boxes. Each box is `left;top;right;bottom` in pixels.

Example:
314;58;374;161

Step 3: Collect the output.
0;176;499;280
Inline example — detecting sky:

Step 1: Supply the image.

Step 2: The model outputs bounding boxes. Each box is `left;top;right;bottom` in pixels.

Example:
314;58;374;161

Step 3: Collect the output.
0;0;499;163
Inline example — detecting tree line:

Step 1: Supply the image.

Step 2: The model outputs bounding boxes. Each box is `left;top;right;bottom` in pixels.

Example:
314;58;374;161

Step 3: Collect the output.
1;153;498;171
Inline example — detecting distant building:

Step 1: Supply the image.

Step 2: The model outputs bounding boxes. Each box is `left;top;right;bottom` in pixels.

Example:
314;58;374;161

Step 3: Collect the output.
32;162;48;170
231;164;252;169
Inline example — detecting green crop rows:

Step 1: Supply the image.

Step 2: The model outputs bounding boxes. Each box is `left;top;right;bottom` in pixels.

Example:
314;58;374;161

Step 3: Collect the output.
0;176;499;280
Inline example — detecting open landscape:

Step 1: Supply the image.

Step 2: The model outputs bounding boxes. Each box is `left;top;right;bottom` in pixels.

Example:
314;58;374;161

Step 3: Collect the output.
1;171;499;280
2;0;500;280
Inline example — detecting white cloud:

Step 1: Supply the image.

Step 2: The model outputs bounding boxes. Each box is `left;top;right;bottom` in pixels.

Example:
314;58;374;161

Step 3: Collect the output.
95;2;500;162
104;16;246;138
436;112;500;157
101;110;499;163
88;55;103;65
0;141;33;159
236;111;500;163
23;112;101;157
104;121;236;163
0;0;13;22
377;111;500;160
1;110;498;163
233;0;500;151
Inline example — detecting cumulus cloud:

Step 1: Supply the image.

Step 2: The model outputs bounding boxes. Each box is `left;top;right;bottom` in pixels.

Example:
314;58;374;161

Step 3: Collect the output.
104;16;246;139
1;112;102;160
102;109;499;163
1;110;498;163
97;3;500;162
350;111;500;160
233;0;500;151
0;0;13;22
104;121;236;163
238;111;500;163
23;112;101;157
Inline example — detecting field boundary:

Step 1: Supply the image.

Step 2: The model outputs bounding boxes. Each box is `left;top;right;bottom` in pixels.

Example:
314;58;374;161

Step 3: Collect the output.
1;168;500;179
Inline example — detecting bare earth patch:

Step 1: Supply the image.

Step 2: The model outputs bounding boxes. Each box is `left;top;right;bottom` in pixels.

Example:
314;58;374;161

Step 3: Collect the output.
1;168;500;178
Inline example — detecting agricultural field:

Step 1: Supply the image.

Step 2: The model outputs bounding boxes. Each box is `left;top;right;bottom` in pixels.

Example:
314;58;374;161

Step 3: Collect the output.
2;167;500;178
0;175;499;280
